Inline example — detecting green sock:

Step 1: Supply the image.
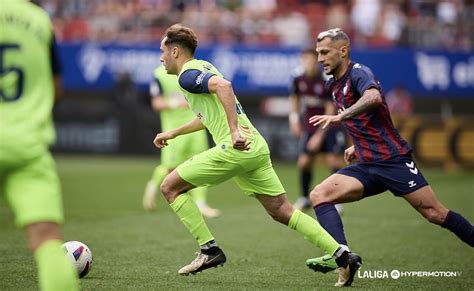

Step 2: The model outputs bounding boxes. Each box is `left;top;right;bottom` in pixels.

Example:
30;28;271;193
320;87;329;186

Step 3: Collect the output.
151;165;169;186
288;209;340;256
190;187;207;204
34;239;79;291
170;194;214;245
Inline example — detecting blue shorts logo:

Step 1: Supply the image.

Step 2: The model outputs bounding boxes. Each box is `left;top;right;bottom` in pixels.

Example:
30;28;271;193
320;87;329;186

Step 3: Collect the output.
405;161;418;175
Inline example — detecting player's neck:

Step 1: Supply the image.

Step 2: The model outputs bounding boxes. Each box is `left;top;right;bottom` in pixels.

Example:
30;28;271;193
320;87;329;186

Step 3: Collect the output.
334;59;351;80
176;56;194;75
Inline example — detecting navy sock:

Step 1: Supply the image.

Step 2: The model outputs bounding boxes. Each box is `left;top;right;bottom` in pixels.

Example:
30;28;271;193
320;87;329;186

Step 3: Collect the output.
314;203;348;245
441;210;474;247
300;169;312;198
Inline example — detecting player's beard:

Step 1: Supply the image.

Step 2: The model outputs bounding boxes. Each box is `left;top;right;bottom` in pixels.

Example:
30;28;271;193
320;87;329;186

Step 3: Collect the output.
327;62;341;77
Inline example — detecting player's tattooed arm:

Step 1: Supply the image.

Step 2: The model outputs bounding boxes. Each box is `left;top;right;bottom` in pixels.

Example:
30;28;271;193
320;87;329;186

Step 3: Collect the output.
339;88;382;120
308;90;382;128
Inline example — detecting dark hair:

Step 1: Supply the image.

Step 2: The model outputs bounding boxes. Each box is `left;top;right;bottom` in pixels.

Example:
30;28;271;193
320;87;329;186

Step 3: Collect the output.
164;24;198;55
301;47;318;57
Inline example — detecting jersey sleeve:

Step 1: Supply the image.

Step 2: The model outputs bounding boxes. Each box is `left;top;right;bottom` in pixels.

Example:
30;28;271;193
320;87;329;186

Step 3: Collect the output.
350;64;380;96
178;69;215;94
149;77;163;97
50;34;61;75
288;67;303;95
288;75;299;95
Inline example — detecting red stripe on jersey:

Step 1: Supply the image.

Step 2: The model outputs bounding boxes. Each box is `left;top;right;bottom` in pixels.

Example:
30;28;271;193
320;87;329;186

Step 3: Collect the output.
341;82;374;162
352;113;374;162
377;102;411;155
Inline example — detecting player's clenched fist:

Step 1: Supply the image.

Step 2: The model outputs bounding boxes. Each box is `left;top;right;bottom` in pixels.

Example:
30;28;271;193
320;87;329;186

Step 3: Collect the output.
344;145;356;165
153;132;174;149
231;131;250;151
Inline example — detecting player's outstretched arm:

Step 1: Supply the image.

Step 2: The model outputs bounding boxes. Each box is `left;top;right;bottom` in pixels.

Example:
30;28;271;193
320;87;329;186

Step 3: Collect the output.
208;76;250;151
309;88;382;128
153;117;205;149
338;88;382;120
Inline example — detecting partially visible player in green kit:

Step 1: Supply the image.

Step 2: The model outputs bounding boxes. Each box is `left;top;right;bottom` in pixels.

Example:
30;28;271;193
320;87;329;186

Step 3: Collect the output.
153;24;362;287
0;1;78;290
143;65;221;218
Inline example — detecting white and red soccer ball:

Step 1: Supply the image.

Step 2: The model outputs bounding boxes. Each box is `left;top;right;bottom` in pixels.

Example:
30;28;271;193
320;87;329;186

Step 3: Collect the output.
63;241;93;278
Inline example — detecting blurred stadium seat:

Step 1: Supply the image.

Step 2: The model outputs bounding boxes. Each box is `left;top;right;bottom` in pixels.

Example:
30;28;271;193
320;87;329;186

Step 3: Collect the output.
33;0;474;168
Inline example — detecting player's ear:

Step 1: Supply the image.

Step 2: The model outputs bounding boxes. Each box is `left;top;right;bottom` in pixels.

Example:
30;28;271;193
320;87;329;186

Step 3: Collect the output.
340;46;349;58
171;46;179;58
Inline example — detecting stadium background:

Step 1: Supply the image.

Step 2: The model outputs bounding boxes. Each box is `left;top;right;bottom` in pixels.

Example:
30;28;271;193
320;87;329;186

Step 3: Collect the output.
1;1;474;290
34;0;474;168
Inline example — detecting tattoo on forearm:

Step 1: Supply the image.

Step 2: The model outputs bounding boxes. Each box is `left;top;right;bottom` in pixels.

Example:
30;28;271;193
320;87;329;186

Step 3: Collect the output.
340;90;380;120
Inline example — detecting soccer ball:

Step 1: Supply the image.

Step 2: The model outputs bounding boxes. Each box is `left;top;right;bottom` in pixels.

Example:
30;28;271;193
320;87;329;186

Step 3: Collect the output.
63;241;93;278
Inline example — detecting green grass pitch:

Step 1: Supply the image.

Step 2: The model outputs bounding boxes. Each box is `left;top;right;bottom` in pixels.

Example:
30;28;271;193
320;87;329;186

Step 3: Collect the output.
1;155;473;290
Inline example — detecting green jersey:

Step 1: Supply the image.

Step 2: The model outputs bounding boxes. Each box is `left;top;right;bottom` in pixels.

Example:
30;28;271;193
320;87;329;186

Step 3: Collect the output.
177;59;269;155
0;0;57;162
151;65;196;131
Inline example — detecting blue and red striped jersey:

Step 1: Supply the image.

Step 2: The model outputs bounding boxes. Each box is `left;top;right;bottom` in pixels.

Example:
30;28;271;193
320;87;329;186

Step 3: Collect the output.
327;62;412;162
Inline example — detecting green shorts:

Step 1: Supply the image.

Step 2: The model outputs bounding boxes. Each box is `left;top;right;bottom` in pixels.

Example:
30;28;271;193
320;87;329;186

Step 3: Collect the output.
0;151;63;228
162;130;208;168
177;144;285;196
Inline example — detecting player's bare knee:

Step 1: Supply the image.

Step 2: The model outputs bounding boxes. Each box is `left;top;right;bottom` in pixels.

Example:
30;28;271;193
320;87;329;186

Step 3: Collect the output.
298;155;312;170
309;184;331;206
298;160;310;170
160;180;175;202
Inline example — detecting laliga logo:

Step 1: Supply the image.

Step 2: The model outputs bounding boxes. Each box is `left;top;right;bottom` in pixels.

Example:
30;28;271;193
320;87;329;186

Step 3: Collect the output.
358;269;462;279
79;45;106;83
391;269;401;279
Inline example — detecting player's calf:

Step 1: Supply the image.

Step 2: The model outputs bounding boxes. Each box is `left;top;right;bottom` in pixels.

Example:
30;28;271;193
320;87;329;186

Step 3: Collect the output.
422;207;449;225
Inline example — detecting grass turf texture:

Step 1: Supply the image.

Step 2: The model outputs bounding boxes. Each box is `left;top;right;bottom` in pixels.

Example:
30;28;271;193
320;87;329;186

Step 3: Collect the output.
0;155;473;290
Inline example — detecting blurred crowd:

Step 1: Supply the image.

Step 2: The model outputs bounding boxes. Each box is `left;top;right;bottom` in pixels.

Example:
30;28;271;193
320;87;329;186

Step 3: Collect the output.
37;0;473;50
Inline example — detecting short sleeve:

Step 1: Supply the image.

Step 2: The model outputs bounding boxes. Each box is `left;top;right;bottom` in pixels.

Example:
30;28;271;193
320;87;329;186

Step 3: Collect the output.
178;69;215;94
50;34;61;75
149;77;162;97
288;67;303;95
350;64;380;96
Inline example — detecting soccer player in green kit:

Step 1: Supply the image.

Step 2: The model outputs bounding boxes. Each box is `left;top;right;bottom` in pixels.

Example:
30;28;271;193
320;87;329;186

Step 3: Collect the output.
143;65;221;218
0;1;79;291
153;24;362;287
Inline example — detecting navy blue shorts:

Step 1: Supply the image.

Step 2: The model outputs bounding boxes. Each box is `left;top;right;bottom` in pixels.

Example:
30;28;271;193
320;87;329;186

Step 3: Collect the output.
337;155;429;197
299;127;346;155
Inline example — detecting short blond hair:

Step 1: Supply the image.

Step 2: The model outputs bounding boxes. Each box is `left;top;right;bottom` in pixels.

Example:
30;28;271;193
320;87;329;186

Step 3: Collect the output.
317;28;350;44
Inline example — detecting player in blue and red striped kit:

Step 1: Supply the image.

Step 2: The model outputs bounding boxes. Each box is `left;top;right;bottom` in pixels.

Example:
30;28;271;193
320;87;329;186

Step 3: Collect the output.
305;28;474;275
288;48;346;212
